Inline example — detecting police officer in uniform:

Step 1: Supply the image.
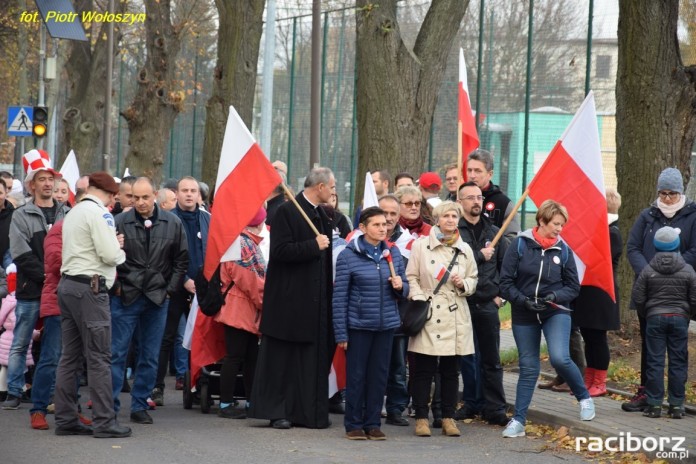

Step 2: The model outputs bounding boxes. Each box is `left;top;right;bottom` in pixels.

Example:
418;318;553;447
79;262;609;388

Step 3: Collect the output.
54;172;131;438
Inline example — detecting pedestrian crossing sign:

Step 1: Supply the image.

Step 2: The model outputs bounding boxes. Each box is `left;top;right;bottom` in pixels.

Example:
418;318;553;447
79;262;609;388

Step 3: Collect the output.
7;106;33;136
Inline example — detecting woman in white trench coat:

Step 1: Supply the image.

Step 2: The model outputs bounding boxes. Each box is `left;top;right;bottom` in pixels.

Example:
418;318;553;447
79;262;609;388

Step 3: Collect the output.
406;201;478;438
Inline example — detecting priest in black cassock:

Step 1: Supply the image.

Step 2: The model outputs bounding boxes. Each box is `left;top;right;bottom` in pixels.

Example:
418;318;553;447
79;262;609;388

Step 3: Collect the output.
249;167;337;429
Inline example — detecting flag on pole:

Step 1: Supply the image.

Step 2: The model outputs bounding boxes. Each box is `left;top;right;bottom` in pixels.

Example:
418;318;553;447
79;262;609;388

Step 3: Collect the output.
527;91;614;302
203;106;282;277
363;171;379;209
458;48;479;182
59;150;80;204
191;106;282;387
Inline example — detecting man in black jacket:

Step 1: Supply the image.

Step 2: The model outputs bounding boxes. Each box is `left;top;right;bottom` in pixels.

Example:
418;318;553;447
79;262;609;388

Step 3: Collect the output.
455;182;509;426
249;167;335;430
466;149;520;239
110;177;188;425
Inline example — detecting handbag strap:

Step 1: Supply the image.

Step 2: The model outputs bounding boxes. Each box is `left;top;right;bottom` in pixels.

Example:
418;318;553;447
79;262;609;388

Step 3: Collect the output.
432;248;460;296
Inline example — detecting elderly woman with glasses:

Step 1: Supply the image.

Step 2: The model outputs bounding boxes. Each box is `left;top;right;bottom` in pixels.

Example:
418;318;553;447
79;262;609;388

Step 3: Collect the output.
395;186;432;238
624;167;696;413
406;201;478;438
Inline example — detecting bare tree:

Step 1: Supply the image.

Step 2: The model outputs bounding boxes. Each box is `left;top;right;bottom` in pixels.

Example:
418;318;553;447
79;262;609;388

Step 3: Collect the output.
616;0;696;323
200;0;266;190
353;0;467;204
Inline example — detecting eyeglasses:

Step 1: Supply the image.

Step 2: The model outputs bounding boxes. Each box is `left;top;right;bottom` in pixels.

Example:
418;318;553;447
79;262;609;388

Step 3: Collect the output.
460;195;483;201
658;191;680;200
400;201;422;208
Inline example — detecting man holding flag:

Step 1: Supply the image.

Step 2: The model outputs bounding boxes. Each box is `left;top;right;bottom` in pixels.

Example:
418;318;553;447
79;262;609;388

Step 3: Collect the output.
249;167;337;430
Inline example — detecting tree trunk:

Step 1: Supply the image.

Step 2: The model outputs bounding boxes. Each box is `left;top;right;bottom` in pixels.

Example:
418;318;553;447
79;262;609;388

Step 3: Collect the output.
200;0;266;191
122;0;183;184
354;0;467;206
63;0;124;173
616;0;696;326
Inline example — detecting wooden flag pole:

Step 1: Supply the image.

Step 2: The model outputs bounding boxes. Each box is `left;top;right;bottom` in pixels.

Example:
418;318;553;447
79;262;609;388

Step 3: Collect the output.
457;120;463;186
489;187;529;248
281;183;321;236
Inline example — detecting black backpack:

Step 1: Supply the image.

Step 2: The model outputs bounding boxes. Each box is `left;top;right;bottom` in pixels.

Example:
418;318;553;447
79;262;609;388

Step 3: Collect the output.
194;264;235;317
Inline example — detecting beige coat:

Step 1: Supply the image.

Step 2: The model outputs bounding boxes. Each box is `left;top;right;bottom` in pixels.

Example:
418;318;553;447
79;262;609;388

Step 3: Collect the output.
406;228;478;356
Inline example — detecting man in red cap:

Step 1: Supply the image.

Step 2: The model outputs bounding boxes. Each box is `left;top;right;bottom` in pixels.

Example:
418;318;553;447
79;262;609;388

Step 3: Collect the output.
3;150;69;410
418;172;443;209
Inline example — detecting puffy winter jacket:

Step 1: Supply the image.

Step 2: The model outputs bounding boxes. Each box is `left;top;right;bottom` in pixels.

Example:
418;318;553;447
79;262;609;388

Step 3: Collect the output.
499;229;580;325
332;236;409;343
0;294;37;367
40;220;62;318
632;252;696;319
627;201;696;276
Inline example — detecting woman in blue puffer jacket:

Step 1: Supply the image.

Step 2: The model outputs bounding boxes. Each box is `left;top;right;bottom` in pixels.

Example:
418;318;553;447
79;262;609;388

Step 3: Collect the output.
333;207;409;441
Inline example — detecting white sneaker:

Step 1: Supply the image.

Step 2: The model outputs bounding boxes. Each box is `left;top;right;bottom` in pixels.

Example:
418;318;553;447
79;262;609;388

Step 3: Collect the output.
579;398;595;421
502;419;526;438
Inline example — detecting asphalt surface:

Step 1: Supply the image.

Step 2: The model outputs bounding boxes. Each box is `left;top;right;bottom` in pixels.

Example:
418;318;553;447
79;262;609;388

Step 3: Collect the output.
1;379;590;464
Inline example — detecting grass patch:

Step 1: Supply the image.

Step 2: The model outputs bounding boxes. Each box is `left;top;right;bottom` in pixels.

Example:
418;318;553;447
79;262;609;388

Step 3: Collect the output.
498;302;511;323
607;359;640;384
500;343;548;366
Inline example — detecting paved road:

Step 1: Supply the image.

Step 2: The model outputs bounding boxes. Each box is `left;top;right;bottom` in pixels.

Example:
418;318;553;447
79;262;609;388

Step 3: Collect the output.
1;378;590;464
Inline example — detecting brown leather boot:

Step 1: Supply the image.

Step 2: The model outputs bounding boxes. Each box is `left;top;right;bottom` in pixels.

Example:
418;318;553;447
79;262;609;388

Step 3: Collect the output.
537;376;562;390
415;418;431;437
441;418;460;437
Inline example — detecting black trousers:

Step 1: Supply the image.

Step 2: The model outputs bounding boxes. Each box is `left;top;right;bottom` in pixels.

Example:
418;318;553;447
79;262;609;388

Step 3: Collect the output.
220;325;259;403
470;304;506;416
155;290;191;390
410;353;459;420
579;327;610;370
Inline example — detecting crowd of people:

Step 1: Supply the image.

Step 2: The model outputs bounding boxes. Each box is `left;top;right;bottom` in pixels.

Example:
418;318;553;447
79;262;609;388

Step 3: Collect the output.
0;147;692;443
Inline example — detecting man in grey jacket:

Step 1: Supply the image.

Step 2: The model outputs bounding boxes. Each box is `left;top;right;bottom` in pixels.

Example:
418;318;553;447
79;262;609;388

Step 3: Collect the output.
3;151;69;410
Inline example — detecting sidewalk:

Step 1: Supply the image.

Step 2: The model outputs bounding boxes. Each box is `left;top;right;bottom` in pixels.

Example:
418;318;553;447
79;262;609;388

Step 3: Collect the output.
499;328;696;458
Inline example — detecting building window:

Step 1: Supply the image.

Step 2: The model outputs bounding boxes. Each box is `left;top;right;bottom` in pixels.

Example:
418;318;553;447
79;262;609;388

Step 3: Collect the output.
596;55;611;79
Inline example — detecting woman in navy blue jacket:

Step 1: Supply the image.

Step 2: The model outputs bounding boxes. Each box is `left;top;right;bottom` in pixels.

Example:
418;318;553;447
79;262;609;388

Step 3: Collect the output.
499;200;591;438
333;207;409;441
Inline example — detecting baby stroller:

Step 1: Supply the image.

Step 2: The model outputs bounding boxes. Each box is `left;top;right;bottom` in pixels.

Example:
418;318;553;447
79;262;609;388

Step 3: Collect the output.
183;362;246;414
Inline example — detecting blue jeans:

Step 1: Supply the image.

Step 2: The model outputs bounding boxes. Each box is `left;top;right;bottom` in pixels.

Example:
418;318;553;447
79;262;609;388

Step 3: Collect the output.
111;296;168;413
512;313;588;424
174;314;188;378
7;299;40;398
645;315;689;406
30;316;62;414
460;330;482;412
344;329;393;432
385;335;409;415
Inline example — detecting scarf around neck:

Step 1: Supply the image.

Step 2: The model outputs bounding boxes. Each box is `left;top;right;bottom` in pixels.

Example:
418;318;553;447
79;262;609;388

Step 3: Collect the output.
532;226;558;249
657;196;686;219
399;216;428;236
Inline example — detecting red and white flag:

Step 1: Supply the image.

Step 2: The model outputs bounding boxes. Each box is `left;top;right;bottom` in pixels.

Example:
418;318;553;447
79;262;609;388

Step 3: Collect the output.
432;263;449;282
59;150;80;204
527;91;614;301
191;106;282;387
203;106;282;276
458;48;479;182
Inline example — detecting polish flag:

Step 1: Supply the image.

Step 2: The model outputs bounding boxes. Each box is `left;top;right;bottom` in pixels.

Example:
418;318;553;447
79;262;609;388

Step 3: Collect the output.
527;91;614;301
203;106;282;277
59;150;80;204
432;263;449;282
458;48;479;182
191;106;282;387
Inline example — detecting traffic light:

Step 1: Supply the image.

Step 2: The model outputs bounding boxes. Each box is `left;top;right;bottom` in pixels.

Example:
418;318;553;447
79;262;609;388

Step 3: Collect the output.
32;106;48;138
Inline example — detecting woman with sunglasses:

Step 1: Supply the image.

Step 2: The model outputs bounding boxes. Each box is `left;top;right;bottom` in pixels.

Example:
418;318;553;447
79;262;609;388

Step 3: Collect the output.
624;167;696;412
